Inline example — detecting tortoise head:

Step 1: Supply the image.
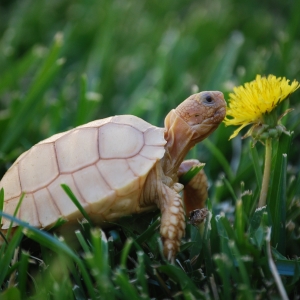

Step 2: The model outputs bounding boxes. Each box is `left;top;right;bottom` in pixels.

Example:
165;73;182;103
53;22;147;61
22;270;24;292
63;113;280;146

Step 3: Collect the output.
175;91;226;142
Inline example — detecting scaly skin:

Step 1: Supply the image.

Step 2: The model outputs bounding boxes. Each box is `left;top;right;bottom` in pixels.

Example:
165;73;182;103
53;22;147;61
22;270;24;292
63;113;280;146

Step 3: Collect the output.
144;91;226;262
178;159;208;215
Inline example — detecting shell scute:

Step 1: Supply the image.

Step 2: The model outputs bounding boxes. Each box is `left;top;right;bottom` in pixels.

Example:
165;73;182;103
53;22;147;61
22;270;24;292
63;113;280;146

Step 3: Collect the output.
11;150;29;167
144;127;167;146
33;189;61;227
73;165;116;213
97;159;139;196
19;194;40;227
47;174;88;219
56;128;99;173
140;145;165;160
127;155;156;178
0;165;21;199
2;197;20;229
112;115;152;132
19;143;59;192
98;123;144;159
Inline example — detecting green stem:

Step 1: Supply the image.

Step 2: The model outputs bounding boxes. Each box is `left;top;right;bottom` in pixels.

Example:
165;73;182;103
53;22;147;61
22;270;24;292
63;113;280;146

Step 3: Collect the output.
258;138;272;207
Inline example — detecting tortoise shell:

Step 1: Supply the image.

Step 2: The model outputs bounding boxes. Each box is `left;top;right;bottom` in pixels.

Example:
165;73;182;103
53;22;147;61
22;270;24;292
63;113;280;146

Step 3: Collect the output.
0;115;166;229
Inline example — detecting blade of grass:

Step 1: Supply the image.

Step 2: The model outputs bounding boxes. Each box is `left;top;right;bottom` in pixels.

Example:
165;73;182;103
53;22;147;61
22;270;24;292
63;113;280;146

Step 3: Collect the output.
208;199;220;257
136;252;150;299
135;217;160;244
90;228;109;274
179;163;205;185
74;74;101;126
248;206;267;236
241;188;256;218
222;175;238;203
18;251;30;298
203;31;244;90
75;230;91;253
0;226;23;286
0;188;4;226
293;170;300;200
0;33;64;153
265;227;289;300
6;193;24;241
48;217;68;231
84;228;115;299
0;211;97;300
108;236;116;270
189;225;203;262
0;287;21;300
235;200;246;245
136;251;150;299
215;215;243;285
74;74;88;126
0;46;46;94
61;184;93;226
228;240;254;300
120;238;134;269
202;212;214;277
158;264;205;299
203;139;234;181
268;134;291;220
214;254;233;299
114;268;140;300
272;153;287;254
249;141;263;192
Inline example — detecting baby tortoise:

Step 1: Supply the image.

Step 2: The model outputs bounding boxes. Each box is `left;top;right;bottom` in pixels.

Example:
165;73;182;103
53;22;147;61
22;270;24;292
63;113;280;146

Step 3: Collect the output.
0;91;226;261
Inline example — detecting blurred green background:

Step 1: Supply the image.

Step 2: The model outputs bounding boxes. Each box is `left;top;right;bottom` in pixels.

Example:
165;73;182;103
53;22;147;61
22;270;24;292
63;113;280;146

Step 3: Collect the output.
1;1;300;298
0;0;300;198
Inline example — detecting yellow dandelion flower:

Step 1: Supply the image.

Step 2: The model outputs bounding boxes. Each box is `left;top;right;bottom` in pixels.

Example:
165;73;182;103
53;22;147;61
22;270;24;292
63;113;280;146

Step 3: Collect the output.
224;75;299;139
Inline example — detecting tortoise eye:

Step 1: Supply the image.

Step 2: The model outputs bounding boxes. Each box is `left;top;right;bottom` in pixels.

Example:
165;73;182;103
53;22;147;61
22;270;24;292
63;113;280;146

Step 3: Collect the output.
205;95;213;102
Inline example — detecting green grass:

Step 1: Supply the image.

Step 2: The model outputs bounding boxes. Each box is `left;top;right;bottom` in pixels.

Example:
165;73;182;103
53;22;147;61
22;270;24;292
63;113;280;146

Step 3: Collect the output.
1;0;300;299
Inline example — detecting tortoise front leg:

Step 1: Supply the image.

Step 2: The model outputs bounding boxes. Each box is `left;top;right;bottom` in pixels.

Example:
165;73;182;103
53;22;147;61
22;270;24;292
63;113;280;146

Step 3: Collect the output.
178;159;208;216
158;184;186;262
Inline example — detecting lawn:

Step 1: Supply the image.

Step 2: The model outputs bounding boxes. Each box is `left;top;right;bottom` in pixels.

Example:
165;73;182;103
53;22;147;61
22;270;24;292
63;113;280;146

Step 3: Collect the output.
0;0;300;299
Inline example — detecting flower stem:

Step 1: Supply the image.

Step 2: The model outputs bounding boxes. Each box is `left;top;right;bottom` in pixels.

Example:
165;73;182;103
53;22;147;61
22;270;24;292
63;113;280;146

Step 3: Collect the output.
258;138;272;207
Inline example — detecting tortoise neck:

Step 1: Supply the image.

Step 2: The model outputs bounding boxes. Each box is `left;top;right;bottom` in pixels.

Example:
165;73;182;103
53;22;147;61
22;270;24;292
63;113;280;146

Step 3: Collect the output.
162;110;195;178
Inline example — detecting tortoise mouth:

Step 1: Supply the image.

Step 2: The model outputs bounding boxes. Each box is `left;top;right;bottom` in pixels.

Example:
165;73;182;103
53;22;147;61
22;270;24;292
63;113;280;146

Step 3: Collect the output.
202;106;226;124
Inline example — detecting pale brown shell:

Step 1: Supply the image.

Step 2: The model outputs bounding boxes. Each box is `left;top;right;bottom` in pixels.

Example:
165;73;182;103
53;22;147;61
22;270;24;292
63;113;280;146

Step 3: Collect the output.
0;115;166;229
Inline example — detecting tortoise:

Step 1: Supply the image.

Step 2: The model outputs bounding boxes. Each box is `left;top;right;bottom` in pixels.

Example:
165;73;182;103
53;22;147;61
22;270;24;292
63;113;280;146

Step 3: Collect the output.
0;91;226;261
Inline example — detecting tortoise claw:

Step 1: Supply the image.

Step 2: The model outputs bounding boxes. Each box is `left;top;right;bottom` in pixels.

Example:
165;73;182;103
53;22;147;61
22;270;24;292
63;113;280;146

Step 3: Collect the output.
167;250;173;263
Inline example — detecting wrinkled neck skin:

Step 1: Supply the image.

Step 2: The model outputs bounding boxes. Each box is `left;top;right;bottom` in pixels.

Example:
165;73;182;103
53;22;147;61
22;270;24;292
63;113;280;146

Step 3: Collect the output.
161;109;196;180
161;109;219;180
140;109;219;208
140;110;196;208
